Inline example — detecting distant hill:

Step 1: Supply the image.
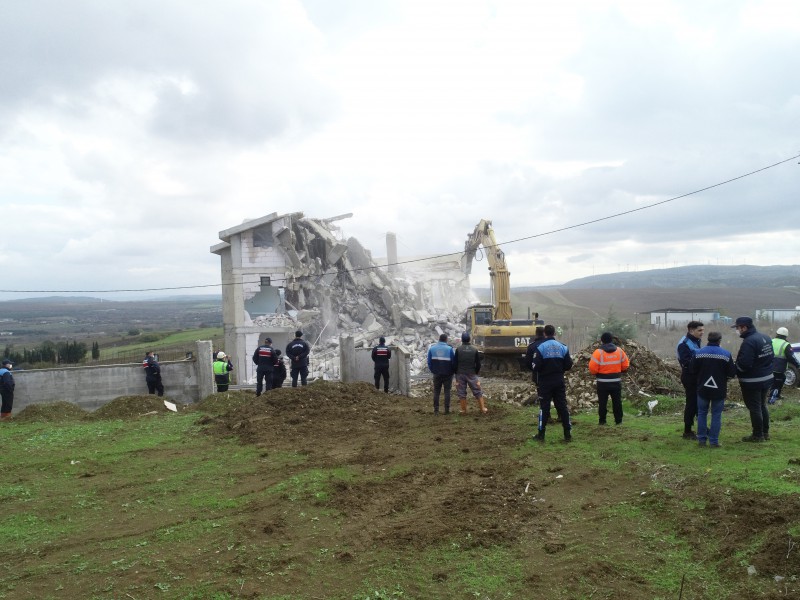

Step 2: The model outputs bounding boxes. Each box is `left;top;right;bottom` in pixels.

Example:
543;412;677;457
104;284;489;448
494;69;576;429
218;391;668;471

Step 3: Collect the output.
559;265;800;289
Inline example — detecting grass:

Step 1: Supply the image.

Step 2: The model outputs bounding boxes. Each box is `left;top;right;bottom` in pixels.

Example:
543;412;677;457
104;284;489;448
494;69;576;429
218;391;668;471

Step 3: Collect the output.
2;391;800;599
98;327;223;359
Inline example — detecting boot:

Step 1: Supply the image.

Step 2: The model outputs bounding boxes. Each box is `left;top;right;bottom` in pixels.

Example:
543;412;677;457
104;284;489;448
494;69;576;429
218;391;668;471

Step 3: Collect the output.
0;412;11;421
478;397;488;414
459;399;468;415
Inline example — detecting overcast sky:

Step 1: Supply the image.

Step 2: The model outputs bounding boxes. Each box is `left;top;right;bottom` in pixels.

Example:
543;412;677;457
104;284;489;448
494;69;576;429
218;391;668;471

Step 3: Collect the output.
2;0;799;300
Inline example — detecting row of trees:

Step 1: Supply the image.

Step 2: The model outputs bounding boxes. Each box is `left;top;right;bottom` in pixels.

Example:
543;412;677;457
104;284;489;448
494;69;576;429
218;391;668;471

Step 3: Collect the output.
2;341;89;366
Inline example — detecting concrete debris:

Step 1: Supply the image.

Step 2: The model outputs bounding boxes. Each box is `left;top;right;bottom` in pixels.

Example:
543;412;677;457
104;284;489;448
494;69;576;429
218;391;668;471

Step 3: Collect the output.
251;214;474;382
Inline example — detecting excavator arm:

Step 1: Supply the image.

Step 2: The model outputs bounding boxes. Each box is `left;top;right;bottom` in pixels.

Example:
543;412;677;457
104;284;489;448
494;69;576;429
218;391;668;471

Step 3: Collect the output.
462;219;512;321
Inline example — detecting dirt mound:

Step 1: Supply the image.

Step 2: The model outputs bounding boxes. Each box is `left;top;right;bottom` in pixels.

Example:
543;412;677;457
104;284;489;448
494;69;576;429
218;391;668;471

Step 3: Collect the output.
14;401;89;422
90;395;186;420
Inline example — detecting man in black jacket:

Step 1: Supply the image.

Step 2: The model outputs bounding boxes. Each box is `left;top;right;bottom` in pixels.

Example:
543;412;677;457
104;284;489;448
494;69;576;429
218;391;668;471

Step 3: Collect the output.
142;351;164;397
371;336;391;393
531;325;573;443
252;337;275;396
286;331;311;387
733;316;774;442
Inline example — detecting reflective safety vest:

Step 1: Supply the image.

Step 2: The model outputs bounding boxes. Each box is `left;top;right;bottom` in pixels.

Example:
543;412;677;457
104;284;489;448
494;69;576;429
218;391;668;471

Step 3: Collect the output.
772;338;791;373
589;346;630;384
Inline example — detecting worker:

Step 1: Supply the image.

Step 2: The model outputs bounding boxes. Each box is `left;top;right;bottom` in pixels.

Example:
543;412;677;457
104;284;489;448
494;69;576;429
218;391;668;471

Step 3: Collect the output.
0;359;15;421
455;332;486;415
286;330;311;387
676;321;704;440
733;316;774;442
691;331;736;448
272;349;287;389
522;326;546;408
427;333;456;415
213;351;234;392
531;324;573;443
371;336;391;393
588;332;630;425
770;326;799;403
252;337;275;396
142;351;165;397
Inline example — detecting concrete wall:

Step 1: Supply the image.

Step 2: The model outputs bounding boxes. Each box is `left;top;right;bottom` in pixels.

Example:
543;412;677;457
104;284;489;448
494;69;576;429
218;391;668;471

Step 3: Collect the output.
339;334;411;395
11;341;215;413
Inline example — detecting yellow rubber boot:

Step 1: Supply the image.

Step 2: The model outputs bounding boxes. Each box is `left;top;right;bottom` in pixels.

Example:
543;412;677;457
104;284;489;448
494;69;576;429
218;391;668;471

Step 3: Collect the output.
478;397;488;414
459;399;468;415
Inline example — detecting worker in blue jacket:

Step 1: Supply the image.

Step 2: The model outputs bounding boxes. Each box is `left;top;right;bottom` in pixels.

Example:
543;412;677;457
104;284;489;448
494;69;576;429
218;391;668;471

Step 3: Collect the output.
691;331;736;448
676;321;704;440
427;333;456;414
531;325;573;443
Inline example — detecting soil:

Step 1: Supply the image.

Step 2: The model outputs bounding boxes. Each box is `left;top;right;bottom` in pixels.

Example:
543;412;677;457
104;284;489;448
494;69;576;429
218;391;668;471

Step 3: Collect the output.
6;380;800;598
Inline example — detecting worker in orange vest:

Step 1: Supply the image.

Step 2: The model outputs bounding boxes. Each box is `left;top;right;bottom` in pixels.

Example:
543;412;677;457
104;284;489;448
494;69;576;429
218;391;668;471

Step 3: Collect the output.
589;332;630;425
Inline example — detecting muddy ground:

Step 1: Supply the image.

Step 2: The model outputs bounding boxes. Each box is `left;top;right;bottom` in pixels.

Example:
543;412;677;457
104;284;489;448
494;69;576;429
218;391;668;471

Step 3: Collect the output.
8;379;800;599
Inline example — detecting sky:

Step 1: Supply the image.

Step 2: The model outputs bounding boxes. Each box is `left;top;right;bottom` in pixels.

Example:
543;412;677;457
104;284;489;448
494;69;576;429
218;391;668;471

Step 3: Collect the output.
1;0;799;300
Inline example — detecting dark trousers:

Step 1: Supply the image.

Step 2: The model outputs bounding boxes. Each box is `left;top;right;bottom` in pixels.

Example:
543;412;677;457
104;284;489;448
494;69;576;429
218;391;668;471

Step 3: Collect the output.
771;371;786;399
681;373;697;433
146;375;164;397
433;374;453;413
0;389;13;413
256;367;273;395
538;380;571;438
216;383;229;392
374;366;390;392
291;365;308;387
597;384;623;424
741;385;770;438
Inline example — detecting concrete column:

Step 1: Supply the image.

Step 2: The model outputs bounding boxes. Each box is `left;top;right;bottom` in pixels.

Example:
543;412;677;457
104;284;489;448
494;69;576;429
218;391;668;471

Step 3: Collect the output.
386;232;398;274
196;340;215;400
339;334;356;383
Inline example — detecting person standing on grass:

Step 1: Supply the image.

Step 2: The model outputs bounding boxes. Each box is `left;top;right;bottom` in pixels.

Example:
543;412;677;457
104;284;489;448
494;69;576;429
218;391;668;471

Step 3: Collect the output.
213;351;234;392
531;324;573;443
770;326;800;402
142;351;164;397
733;316;774;443
589;332;630;425
0;359;15;421
455;332;486;415
371;336;392;393
676;321;704;440
691;331;736;448
427;333;456;415
286;331;311;387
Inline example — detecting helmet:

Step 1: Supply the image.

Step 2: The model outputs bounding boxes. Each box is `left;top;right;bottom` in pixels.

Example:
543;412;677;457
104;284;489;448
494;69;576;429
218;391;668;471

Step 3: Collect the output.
461;332;471;343
216;351;226;359
777;327;789;337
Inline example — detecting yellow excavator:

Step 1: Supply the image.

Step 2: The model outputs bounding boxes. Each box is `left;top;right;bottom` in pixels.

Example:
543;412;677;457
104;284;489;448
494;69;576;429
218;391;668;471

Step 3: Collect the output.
462;219;543;373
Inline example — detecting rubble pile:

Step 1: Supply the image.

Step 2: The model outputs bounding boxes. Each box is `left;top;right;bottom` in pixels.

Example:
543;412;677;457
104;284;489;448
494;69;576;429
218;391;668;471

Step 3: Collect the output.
260;215;472;379
566;339;683;409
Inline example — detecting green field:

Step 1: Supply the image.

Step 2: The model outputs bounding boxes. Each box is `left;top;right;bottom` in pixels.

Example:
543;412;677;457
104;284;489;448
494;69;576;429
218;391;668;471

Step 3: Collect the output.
1;382;798;599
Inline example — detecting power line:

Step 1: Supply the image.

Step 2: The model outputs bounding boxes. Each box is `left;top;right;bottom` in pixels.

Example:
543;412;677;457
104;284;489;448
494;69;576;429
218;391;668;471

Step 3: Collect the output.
3;152;798;294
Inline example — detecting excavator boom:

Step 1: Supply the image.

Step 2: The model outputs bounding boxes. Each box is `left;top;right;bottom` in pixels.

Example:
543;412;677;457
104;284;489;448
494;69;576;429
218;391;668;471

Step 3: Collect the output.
462;219;512;321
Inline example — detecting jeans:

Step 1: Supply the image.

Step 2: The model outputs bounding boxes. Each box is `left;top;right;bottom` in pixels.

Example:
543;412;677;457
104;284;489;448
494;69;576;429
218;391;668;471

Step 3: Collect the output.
696;395;724;445
432;374;453;413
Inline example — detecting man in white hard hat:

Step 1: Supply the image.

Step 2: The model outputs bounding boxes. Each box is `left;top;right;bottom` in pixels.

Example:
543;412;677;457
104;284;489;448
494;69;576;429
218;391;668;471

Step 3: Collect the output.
770;327;800;403
213;351;234;392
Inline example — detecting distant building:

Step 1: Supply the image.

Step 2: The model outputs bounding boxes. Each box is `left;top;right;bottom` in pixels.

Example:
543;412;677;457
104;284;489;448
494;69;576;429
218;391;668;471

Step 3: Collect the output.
756;307;800;323
646;308;722;329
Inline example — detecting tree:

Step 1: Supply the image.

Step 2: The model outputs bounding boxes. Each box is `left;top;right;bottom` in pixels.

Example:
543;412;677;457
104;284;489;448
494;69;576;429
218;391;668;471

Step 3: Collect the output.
91;341;100;360
593;306;637;341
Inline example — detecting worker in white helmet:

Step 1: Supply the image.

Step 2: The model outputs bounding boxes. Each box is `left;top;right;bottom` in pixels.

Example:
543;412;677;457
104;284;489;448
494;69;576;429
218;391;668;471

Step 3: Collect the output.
770;327;800;403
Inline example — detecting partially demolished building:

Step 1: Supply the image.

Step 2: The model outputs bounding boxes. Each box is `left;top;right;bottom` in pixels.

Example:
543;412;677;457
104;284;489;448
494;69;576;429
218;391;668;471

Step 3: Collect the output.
210;212;473;384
